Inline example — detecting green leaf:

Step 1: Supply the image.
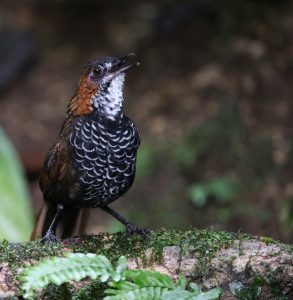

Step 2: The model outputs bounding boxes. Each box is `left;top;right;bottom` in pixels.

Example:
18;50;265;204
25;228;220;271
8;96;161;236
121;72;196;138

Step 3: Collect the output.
20;253;127;299
188;185;208;207
163;286;222;300
230;281;246;298
105;270;222;300
195;288;223;300
160;290;193;300
0;127;33;241
208;177;241;202
188;177;242;207
104;270;177;299
189;282;201;294
105;286;170;300
125;270;176;290
178;276;187;290
229;280;261;300
115;256;128;275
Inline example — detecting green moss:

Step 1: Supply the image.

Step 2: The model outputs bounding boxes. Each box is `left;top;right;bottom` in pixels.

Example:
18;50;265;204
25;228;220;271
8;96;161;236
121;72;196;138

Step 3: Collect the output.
68;232;151;263
0;228;272;293
260;236;277;244
0;239;62;267
67;228;246;266
0;228;282;273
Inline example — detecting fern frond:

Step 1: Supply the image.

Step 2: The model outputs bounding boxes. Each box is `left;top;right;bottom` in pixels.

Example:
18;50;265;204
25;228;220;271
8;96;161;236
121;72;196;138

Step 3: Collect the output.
104;270;178;300
104;270;222;300
125;270;176;289
20;253;127;299
163;287;222;300
20;252;222;300
105;285;170;300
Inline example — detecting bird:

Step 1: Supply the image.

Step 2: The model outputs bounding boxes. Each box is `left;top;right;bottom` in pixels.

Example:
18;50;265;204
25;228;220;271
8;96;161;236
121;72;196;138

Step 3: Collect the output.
31;53;150;242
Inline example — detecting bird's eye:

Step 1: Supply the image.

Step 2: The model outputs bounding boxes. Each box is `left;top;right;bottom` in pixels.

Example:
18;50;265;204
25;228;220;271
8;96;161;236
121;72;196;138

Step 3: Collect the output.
92;66;103;76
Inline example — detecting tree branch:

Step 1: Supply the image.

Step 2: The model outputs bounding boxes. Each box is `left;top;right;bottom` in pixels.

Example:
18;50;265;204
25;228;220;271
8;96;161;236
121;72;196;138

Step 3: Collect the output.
0;229;292;299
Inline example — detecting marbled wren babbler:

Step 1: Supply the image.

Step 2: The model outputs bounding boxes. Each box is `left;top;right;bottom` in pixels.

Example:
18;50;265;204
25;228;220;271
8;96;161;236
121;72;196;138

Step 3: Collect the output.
31;54;149;242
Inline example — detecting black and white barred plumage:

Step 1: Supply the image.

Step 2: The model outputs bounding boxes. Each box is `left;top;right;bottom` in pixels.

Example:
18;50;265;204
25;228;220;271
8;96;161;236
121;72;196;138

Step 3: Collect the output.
69;113;140;207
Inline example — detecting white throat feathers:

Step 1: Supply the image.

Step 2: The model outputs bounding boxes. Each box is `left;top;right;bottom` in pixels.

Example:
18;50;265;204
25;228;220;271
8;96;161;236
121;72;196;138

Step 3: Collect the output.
93;73;126;120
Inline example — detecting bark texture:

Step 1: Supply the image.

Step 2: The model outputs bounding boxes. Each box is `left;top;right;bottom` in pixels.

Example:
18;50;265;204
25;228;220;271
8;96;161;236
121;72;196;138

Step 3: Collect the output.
0;230;292;299
129;240;293;299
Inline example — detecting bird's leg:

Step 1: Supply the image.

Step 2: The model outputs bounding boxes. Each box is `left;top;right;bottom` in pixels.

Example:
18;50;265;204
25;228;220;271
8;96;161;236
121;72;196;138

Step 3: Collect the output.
41;204;64;244
101;206;150;238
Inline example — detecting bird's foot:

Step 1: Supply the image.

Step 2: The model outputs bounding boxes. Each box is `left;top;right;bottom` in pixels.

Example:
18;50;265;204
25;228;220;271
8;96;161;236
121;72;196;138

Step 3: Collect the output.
40;230;61;244
126;222;151;239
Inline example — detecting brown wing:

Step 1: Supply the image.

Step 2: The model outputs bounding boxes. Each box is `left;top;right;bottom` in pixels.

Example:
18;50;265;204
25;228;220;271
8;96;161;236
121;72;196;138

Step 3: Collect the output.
39;137;70;202
34;133;88;240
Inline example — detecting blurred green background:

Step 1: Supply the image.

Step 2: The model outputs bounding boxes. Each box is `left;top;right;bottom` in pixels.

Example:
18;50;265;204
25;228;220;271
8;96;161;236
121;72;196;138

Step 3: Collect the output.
0;0;293;242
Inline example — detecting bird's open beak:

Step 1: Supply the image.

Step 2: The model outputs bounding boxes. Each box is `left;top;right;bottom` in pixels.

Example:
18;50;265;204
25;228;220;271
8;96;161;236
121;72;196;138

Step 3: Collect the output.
111;53;140;74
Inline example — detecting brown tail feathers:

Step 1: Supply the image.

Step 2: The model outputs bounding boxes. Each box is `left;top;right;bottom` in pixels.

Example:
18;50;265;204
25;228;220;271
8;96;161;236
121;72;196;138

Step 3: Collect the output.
31;204;90;240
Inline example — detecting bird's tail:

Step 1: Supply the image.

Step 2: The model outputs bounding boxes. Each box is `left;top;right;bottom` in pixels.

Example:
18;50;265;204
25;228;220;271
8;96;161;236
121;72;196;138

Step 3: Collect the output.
31;204;90;240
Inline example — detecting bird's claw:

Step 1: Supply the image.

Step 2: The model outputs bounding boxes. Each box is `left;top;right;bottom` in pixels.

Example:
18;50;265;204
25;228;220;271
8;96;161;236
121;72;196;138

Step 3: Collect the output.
40;230;61;244
126;222;151;238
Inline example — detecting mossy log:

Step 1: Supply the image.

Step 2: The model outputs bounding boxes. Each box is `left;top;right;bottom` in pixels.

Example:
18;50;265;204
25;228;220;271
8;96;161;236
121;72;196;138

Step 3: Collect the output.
0;229;292;299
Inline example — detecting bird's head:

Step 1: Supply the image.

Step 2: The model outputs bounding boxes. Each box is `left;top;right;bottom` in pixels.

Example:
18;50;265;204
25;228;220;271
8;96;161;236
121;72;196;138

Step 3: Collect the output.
68;53;139;120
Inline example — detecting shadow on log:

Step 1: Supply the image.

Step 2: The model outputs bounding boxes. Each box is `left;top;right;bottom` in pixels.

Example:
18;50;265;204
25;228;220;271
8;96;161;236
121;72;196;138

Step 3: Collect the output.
0;228;292;299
